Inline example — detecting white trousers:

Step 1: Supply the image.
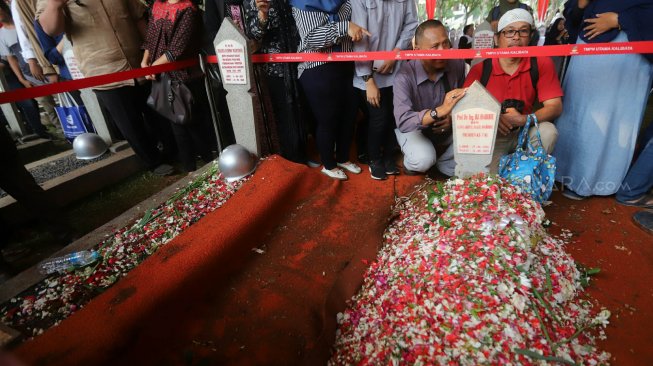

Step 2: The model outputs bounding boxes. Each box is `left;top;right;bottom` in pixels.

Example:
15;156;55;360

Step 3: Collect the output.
394;129;456;176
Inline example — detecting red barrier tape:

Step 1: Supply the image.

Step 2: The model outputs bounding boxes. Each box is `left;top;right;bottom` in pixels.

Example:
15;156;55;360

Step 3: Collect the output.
250;41;653;63
1;41;652;104
0;59;197;105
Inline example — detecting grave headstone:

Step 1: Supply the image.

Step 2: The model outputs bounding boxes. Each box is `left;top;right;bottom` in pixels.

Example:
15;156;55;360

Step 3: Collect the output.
452;80;501;178
472;21;495;66
214;19;261;155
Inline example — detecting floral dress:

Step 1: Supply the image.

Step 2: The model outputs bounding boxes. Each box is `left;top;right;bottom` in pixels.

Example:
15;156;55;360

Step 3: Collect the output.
143;0;202;82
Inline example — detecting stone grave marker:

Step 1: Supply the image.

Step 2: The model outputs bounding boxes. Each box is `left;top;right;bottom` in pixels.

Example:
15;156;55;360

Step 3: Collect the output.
214;19;261;155
452;80;501;178
472;21;495;66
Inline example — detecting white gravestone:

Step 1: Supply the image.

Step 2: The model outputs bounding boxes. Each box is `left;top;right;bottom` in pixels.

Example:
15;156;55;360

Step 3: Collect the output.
214;20;261;155
472;21;495;66
452;81;501;178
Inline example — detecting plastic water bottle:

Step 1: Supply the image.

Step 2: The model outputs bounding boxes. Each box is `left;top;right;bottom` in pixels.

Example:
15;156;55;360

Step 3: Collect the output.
38;250;100;275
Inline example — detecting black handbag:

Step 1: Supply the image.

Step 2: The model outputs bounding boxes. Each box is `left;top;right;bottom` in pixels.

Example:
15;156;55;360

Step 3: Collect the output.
145;17;194;126
147;73;194;125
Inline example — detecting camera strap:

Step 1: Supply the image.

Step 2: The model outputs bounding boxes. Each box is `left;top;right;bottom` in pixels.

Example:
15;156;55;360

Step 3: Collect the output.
480;57;539;91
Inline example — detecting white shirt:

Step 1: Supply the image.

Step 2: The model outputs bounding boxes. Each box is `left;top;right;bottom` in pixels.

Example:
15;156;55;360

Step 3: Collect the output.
10;0;36;61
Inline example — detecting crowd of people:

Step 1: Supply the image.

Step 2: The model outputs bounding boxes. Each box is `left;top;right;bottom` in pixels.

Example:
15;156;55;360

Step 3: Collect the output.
225;0;653;232
0;0;651;238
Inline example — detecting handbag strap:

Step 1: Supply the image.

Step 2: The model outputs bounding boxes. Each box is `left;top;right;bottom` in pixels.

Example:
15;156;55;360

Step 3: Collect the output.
516;114;545;153
58;92;77;108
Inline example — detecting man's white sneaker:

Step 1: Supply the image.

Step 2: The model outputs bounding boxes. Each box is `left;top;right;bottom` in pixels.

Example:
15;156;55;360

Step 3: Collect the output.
321;167;348;180
336;161;361;174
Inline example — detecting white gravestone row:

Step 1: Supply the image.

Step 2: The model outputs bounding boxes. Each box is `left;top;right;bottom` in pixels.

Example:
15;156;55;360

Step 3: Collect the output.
452;81;501;178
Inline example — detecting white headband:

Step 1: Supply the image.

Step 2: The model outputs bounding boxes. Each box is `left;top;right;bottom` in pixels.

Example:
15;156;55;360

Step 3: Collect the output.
497;8;534;33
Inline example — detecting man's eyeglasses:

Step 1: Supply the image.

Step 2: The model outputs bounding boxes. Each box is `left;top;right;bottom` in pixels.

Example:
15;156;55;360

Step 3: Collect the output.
499;28;532;38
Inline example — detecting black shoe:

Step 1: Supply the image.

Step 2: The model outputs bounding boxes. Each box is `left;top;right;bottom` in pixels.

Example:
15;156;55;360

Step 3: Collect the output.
369;161;387;180
633;210;653;234
152;163;174;176
357;153;369;165
384;160;400;175
1;245;31;263
38;131;53;140
426;166;451;180
617;193;653;209
403;168;423;176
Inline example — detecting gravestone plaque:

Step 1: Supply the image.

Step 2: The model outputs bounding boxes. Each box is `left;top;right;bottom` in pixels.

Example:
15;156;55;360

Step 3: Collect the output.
472;21;495;66
216;40;247;85
452;81;501;178
214;19;261;155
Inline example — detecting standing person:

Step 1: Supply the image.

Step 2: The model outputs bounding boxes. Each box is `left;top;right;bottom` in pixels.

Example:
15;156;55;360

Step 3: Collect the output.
544;17;570;45
351;0;417;180
141;0;213;172
616;122;653;208
458;24;474;49
553;0;653;200
617;121;653;235
543;17;570;78
0;2;49;139
244;0;307;164
11;0;59;129
457;23;474;65
37;0;174;176
291;0;368;180
393;20;467;177
463;9;563;174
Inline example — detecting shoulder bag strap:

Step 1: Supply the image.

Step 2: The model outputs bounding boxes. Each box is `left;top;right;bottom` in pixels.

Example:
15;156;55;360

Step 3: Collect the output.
480;58;492;87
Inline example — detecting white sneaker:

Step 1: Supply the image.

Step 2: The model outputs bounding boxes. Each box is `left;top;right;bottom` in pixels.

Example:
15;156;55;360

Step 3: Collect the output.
337;161;361;174
321;167;348;180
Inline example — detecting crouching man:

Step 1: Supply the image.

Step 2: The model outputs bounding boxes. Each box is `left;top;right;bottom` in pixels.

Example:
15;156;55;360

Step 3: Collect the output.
464;8;563;173
393;20;466;177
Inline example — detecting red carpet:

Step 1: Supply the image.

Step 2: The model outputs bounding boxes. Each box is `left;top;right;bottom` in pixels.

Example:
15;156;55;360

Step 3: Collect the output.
544;192;653;366
12;157;653;365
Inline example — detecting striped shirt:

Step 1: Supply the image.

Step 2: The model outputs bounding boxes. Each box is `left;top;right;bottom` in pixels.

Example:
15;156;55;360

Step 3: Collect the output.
292;2;353;78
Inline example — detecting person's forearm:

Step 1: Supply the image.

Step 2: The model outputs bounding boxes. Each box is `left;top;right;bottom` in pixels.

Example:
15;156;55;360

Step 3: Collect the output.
534;103;562;124
7;56;27;83
152;54;170;66
142;50;150;65
40;1;66;36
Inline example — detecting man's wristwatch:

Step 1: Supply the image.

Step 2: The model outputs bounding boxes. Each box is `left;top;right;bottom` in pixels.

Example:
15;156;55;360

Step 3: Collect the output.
362;74;373;82
429;108;439;121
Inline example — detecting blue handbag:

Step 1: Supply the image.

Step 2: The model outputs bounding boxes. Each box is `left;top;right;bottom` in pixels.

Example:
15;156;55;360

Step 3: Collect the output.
498;114;556;203
55;92;95;143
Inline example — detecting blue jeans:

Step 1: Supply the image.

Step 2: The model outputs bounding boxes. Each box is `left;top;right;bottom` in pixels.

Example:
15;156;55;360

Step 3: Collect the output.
5;73;47;136
616;122;653;201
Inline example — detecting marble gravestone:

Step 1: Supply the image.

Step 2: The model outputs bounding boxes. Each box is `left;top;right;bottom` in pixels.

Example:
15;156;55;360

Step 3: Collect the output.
214;19;261;155
472;21;495;66
452;81;501;178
